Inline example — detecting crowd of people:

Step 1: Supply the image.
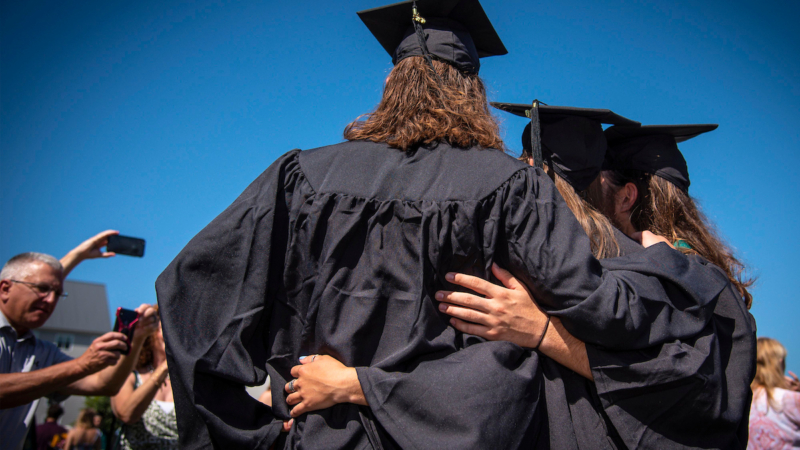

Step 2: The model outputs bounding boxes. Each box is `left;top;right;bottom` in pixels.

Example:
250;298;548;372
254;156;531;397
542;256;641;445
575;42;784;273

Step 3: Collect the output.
2;0;800;449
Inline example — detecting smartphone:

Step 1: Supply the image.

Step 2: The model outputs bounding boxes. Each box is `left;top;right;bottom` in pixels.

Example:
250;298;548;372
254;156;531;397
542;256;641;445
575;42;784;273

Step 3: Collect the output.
107;235;145;257
113;307;140;355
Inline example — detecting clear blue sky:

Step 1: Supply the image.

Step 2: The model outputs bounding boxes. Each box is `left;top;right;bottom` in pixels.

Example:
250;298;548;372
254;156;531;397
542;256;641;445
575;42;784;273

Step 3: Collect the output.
2;0;798;373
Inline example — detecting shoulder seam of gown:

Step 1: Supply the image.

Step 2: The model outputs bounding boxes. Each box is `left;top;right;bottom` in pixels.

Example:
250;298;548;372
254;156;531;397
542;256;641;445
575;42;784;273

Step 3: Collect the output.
294;150;534;204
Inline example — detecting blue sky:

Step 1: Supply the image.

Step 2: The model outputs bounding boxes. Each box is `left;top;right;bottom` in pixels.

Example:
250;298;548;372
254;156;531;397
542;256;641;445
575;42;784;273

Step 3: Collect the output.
2;0;798;373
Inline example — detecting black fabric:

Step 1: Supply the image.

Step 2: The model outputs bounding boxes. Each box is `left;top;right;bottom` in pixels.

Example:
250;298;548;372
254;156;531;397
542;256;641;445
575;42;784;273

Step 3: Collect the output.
534;226;756;450
493;102;639;191
491;103;640;126
555;228;755;449
604;124;719;144
529;101;544;169
586;274;756;447
356;342;543;449
603;124;718;193
605;134;691;192
358;0;507;74
410;6;446;83
522;118;606;191
397;18;480;73
157;141;731;449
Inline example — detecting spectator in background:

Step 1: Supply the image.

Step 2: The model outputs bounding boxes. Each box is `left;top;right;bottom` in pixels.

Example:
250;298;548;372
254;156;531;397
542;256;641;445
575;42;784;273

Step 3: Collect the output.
0;232;159;450
749;337;800;449
64;409;100;450
36;404;67;450
111;319;178;450
91;414;105;450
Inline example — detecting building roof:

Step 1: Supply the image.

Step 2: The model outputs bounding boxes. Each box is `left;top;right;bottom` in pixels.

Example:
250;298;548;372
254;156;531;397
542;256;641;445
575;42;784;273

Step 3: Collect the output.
41;280;111;334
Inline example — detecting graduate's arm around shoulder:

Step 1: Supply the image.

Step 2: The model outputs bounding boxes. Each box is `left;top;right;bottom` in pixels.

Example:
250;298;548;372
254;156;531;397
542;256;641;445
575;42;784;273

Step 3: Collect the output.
436;230;676;380
438;263;592;379
499;168;722;350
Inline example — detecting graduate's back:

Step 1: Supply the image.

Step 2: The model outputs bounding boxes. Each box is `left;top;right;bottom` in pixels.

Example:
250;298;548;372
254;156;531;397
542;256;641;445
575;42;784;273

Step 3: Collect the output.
157;130;728;448
156;7;728;446
155;134;574;448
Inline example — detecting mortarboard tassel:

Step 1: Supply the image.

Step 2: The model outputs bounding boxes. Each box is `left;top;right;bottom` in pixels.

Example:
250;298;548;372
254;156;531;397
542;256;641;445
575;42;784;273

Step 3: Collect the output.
529;100;544;169
412;1;446;86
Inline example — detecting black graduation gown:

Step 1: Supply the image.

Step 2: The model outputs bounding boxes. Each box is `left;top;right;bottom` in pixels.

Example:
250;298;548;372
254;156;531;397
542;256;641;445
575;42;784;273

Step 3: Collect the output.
156;141;729;449
353;224;756;449
537;229;757;450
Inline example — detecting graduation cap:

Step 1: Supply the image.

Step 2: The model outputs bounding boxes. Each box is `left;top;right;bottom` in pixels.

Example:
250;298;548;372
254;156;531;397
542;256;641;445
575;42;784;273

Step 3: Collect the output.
491;101;640;191
357;0;507;74
603;124;719;192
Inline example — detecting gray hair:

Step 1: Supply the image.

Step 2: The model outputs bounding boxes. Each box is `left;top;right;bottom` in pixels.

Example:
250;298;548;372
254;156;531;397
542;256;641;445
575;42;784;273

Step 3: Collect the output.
0;252;63;281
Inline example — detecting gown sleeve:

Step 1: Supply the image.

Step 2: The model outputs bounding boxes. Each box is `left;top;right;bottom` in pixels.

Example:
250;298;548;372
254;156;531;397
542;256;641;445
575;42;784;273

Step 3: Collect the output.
156;149;301;449
500;168;728;350
356;341;545;450
586;279;757;449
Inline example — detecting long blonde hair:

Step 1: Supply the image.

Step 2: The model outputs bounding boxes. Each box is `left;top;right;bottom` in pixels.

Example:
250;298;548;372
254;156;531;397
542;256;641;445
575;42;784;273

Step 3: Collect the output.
752;337;788;410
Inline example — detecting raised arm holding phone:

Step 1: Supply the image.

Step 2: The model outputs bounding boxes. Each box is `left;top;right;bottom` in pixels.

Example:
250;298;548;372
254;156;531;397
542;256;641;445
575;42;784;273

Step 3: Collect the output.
0;232;155;450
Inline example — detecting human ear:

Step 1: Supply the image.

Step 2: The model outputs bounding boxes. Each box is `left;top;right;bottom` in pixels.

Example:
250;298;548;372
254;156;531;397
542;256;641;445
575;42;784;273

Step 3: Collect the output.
620;182;638;214
0;280;11;302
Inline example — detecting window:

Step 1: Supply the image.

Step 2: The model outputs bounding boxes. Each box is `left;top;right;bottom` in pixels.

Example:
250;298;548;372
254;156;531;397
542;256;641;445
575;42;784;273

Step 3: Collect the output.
54;334;74;351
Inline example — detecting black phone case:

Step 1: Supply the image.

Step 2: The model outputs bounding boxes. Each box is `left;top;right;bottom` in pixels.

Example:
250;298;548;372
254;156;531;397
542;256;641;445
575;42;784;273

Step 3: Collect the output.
107;235;146;257
113;307;140;355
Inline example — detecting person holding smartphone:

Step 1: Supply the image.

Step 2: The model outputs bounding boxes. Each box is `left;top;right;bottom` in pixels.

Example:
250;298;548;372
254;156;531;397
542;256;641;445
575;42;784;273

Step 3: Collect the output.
0;238;158;450
111;313;179;450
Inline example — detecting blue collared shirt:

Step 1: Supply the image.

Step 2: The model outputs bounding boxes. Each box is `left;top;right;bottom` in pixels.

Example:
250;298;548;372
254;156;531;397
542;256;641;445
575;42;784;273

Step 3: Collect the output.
0;310;72;450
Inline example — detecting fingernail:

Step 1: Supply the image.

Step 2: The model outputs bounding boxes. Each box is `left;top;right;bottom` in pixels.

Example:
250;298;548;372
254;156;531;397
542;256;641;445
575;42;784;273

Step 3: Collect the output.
299;356;306;360
445;273;455;281
435;292;443;300
439;304;447;312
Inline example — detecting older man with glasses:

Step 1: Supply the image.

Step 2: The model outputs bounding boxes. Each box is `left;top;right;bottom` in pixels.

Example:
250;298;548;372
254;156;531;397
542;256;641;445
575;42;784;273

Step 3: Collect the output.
0;232;158;450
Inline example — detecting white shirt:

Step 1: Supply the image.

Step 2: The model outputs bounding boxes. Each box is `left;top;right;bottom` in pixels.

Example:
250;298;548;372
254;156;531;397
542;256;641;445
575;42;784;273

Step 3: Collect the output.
0;311;72;450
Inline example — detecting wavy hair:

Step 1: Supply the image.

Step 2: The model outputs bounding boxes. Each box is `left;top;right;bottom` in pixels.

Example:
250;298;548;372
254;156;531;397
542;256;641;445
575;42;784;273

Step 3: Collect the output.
344;57;505;151
525;159;620;259
603;170;755;308
752;337;788;410
548;167;620;259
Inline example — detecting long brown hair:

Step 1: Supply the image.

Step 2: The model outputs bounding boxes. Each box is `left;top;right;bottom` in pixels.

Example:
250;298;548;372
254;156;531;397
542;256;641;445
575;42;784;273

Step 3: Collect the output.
75;408;96;429
752;337;788;410
604;170;755;308
541;164;620;259
344;57;505;151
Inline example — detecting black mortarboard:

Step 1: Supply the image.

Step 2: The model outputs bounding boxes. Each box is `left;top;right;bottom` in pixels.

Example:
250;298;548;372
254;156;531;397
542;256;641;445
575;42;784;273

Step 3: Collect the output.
357;0;507;74
603;124;718;192
491;102;640;191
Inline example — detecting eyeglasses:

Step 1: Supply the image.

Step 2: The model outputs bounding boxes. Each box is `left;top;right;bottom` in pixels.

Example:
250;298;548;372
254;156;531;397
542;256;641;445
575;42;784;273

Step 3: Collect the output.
9;280;68;300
